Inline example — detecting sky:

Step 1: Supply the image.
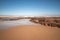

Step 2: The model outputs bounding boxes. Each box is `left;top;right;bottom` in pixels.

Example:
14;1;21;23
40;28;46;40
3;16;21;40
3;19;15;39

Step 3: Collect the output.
0;0;60;16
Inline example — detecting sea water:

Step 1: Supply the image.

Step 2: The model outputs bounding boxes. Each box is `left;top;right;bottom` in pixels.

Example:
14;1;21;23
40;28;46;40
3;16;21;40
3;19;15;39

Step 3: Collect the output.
0;19;38;29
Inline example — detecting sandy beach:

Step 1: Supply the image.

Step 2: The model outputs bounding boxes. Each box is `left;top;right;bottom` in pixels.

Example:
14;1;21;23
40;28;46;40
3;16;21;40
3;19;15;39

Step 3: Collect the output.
1;25;60;40
1;0;60;40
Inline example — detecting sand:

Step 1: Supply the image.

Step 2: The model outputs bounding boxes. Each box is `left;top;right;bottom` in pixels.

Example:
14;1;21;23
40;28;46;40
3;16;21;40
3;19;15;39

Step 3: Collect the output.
1;25;60;40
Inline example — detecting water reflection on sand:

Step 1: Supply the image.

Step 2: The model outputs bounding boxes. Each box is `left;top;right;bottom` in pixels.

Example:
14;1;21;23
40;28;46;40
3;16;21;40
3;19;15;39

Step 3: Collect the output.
0;19;39;29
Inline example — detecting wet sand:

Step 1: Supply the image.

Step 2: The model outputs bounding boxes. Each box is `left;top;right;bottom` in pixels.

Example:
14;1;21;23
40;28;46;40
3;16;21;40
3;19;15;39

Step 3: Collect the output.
1;25;60;40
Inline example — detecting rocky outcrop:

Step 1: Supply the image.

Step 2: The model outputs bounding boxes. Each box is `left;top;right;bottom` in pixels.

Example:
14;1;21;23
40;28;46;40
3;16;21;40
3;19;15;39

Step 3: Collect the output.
30;17;60;28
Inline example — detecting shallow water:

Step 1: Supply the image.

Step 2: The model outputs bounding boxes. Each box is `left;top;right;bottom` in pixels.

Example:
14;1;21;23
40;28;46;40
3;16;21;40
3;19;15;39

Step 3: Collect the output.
0;19;38;29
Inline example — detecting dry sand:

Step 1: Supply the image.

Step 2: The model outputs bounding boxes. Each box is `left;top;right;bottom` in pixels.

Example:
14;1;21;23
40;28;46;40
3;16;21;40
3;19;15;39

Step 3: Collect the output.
1;25;60;40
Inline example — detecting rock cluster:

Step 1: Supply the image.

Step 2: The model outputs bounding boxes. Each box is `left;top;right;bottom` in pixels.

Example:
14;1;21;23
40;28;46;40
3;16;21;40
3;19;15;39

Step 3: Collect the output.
30;17;60;28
